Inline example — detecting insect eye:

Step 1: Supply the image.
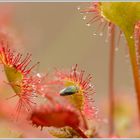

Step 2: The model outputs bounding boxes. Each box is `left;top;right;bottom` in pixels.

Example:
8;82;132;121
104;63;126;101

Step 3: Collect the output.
59;85;79;96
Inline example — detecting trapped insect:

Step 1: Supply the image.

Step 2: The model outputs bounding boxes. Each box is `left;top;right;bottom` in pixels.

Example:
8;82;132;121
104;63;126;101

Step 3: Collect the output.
59;85;79;96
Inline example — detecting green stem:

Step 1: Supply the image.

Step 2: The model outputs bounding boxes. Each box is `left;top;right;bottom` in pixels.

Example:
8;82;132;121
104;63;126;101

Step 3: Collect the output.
125;32;140;126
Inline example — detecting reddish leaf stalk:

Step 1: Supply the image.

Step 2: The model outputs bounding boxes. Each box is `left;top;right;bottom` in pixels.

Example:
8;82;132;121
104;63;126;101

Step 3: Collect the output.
73;127;88;138
108;24;115;136
80;111;88;130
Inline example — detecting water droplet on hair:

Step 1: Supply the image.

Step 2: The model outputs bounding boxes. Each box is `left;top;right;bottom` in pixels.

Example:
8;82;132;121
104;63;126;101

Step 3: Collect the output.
41;87;44;91
77;6;80;10
37;73;41;78
86;23;91;27
82;16;86;20
99;32;103;36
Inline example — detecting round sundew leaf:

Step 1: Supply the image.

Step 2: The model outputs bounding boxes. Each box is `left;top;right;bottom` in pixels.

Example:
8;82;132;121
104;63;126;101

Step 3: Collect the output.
4;65;23;94
56;64;95;118
101;2;140;43
69;92;84;111
64;82;84;111
30;104;80;129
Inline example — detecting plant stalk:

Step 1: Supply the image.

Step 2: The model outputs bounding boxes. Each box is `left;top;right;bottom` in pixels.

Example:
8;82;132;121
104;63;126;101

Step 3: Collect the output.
126;33;140;126
80;111;88;130
108;24;115;136
73;127;88;138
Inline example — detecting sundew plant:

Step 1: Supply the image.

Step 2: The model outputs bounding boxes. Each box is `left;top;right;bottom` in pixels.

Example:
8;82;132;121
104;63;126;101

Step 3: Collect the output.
0;2;140;138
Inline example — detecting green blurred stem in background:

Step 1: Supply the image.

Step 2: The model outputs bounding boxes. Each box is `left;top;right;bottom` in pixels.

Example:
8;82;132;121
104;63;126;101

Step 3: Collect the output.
101;2;140;133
